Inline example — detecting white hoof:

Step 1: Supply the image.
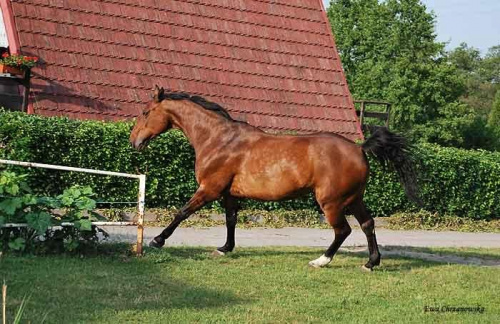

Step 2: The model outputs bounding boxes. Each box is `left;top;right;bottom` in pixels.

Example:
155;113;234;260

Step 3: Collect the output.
361;265;373;272
211;250;225;257
308;255;332;268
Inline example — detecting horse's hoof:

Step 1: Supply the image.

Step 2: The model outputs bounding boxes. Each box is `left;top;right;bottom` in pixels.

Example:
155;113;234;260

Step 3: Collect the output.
308;255;332;268
361;265;373;272
149;237;165;248
211;250;225;257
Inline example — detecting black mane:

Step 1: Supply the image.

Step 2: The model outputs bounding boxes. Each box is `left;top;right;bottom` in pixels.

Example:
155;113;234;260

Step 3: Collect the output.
162;91;234;121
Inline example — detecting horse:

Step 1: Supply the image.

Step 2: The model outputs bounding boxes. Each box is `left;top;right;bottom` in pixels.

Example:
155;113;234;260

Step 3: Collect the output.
130;86;420;270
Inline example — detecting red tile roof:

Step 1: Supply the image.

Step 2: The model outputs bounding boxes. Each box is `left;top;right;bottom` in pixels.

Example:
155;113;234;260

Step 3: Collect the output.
10;0;362;140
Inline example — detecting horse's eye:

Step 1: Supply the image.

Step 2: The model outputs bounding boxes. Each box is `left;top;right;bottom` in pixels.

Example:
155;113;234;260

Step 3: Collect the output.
142;110;150;117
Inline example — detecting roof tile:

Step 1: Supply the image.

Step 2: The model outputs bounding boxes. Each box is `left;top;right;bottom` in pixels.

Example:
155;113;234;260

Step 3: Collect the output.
13;0;361;140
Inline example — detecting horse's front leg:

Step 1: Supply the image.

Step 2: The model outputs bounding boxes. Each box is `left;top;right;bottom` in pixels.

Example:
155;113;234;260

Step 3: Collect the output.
215;194;239;255
149;187;217;248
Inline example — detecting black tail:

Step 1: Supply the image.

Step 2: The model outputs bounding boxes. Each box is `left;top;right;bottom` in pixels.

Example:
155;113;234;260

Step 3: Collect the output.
361;127;422;206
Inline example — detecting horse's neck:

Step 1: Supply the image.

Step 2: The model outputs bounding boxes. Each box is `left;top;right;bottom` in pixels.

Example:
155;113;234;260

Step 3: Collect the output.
169;104;230;156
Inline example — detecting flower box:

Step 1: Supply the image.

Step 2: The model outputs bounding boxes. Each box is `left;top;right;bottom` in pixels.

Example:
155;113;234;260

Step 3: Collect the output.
0;63;24;76
0;53;38;77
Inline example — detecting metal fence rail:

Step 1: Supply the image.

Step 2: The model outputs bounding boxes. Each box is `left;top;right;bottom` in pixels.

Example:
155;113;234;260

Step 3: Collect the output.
0;159;146;255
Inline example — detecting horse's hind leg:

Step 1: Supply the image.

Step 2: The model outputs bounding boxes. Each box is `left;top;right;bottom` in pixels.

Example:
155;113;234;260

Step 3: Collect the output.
215;194;239;255
309;201;352;268
349;198;381;270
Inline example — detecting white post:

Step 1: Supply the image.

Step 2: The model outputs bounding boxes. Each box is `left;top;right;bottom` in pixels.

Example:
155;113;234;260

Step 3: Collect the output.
136;174;146;255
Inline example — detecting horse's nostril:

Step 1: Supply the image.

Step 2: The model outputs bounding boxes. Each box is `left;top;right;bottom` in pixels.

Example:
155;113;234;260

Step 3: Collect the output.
134;138;143;150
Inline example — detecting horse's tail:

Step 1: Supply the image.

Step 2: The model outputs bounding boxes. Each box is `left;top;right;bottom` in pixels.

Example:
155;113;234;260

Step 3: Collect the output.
361;127;422;206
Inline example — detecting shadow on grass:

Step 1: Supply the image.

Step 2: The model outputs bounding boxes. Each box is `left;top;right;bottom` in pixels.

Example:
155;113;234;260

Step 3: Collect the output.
146;245;499;270
0;248;249;323
341;246;500;268
145;245;439;272
382;245;500;261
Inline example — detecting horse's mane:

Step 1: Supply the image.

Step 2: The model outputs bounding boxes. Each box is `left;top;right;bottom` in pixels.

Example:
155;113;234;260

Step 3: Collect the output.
162;91;234;121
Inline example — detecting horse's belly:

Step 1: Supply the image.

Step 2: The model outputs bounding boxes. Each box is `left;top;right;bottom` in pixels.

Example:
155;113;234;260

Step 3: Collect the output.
229;168;310;200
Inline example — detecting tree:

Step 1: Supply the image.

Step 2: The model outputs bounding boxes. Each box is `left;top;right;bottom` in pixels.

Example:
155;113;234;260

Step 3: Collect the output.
448;43;481;74
481;46;500;84
328;0;499;150
328;0;465;131
448;43;499;118
488;89;500;150
447;43;500;150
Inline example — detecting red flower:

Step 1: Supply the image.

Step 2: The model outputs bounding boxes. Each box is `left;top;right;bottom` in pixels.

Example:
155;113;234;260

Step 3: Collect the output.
1;53;8;58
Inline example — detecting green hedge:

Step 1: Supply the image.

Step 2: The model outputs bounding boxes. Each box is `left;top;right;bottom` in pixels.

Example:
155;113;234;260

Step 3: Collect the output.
1;111;499;219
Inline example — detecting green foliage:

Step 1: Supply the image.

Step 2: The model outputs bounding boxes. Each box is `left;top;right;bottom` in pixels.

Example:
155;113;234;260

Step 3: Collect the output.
0;169;102;253
413;102;498;150
1;111;499;219
387;211;500;233
147;207;329;229
327;1;499;151
445;43;500;150
488;90;500;131
0;110;197;208
328;0;464;129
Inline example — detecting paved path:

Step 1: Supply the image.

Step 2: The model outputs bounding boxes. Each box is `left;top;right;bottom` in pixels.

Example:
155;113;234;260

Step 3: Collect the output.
102;226;500;249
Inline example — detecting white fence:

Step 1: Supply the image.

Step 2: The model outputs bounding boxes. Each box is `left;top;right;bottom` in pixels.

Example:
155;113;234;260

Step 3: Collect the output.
0;159;146;255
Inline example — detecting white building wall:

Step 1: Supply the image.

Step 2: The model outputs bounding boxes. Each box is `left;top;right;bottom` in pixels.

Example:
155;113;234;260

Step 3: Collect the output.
0;7;9;47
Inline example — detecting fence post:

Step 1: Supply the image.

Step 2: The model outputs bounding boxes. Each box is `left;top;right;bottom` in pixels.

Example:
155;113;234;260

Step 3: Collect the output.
136;174;146;255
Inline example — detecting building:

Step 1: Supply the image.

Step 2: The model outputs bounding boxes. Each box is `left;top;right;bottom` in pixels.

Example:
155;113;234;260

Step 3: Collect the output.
0;0;362;140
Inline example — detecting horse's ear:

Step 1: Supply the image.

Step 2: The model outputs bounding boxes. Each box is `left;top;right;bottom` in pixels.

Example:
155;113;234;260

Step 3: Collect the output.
153;85;165;102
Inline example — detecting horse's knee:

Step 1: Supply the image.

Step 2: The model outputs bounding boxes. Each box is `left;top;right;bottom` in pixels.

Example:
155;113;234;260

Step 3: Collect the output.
360;218;375;235
340;224;352;238
335;222;352;239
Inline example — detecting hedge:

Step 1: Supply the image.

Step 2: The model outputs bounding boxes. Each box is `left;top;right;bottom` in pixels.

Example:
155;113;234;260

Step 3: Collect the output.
0;111;499;219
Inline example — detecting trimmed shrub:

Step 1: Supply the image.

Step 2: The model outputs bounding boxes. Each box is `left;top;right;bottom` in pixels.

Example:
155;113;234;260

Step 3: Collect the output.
0;111;499;219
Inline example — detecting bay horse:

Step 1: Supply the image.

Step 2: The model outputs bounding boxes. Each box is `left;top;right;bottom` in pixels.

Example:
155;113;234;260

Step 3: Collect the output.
130;86;420;270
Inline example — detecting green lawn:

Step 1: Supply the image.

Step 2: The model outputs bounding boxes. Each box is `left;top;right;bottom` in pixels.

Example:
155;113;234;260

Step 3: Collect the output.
1;246;499;323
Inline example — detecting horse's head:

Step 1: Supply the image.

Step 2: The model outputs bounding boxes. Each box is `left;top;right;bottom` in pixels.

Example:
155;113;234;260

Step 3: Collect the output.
130;85;173;150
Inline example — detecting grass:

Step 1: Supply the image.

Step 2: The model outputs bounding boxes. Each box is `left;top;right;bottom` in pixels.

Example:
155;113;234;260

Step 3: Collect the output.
1;245;499;323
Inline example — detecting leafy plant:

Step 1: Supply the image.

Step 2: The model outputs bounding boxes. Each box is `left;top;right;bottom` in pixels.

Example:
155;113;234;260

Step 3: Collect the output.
0;52;38;69
0;169;103;253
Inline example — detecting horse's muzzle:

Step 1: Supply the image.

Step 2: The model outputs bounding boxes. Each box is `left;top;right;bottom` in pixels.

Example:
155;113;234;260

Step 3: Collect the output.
131;137;148;151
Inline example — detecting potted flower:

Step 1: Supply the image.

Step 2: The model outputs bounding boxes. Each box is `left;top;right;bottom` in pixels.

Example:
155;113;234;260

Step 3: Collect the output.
0;53;39;76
